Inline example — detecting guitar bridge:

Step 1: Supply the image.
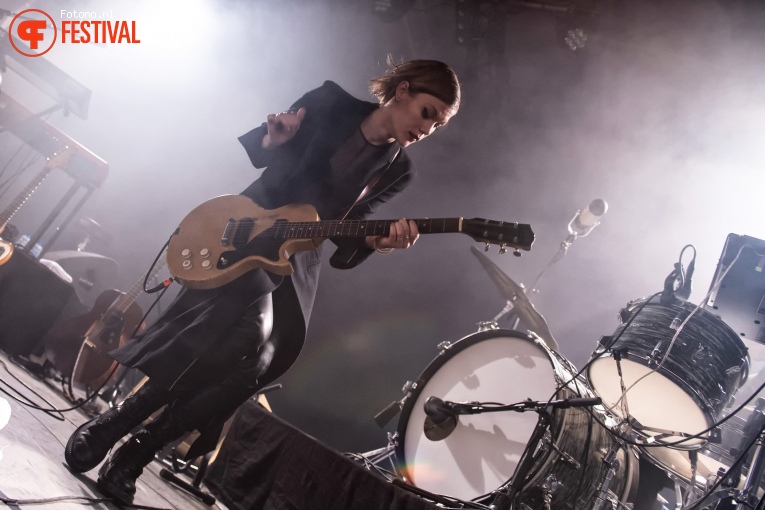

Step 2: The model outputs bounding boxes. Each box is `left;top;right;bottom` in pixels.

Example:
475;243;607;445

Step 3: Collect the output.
220;218;255;248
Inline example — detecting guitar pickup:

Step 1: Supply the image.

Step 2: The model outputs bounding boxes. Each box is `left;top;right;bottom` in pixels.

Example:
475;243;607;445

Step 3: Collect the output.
221;218;236;246
233;218;255;249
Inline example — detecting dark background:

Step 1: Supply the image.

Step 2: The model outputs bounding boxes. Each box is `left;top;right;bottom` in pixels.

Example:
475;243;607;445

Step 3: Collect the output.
1;0;764;453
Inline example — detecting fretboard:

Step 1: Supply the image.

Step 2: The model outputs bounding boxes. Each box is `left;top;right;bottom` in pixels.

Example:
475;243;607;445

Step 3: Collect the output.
271;218;462;239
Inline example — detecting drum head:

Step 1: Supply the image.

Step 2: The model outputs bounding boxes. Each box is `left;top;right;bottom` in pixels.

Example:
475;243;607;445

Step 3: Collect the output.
588;357;709;447
395;330;563;501
643;447;734;488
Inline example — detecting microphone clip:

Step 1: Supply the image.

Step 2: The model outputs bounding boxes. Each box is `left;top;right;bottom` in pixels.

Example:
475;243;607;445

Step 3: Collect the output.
660;263;682;305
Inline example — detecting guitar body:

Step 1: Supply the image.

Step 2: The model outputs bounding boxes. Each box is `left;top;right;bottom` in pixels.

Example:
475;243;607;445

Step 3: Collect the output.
167;196;321;290
44;289;144;387
0;239;13;266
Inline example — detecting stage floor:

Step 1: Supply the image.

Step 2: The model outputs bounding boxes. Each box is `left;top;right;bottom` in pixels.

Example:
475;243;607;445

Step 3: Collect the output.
0;350;226;510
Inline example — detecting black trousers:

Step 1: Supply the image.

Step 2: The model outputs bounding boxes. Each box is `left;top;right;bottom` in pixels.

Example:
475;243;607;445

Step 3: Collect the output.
132;292;275;456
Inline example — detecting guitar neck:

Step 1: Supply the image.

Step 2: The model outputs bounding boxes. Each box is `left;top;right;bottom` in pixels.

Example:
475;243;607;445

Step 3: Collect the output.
110;260;168;315
0;166;53;228
276;218;462;239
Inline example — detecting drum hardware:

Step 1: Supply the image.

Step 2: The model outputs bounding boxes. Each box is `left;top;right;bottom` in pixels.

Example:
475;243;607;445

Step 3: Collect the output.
373;380;415;427
648;341;666;367
437;340;453;352
734;424;765;509
677;422;765;510
592;446;621;510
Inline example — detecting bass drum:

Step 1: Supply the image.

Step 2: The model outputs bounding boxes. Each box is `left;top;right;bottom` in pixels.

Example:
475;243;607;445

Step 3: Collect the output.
395;329;638;508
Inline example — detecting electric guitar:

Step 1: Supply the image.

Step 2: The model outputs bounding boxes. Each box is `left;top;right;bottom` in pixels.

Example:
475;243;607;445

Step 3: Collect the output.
167;195;535;290
44;259;166;390
0;149;73;265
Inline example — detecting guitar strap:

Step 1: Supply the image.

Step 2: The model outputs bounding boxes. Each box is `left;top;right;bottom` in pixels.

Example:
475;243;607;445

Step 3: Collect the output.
341;147;401;220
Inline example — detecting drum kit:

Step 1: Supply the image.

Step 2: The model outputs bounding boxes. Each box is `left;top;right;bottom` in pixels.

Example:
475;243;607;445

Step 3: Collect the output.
363;244;763;510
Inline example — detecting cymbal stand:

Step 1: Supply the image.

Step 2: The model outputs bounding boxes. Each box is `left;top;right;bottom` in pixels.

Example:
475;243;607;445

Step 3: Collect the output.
679;418;765;510
500;211;598;331
736;424;765;509
478;299;518;331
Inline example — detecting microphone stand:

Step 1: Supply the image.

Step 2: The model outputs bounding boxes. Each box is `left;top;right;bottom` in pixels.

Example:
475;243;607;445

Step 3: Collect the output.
499;210;601;331
529;210;601;296
441;397;602;510
488;408;551;510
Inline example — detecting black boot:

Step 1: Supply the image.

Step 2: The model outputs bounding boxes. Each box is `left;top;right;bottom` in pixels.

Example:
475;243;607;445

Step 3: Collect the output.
65;383;168;473
96;410;189;504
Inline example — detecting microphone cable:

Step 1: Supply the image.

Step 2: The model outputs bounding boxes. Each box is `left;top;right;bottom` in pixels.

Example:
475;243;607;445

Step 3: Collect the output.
0;250;173;416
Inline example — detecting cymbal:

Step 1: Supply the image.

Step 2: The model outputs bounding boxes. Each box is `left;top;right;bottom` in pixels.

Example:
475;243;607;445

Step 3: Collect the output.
470;246;559;351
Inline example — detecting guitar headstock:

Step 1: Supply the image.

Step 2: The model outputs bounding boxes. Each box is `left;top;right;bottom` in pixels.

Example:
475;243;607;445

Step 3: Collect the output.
462;218;535;254
46;146;75;170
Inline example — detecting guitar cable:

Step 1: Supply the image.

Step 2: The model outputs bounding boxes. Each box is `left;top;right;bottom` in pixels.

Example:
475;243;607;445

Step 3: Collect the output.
144;232;176;294
0;272;171;416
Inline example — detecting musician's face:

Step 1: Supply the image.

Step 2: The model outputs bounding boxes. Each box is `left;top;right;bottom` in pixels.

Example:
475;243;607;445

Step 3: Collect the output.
391;82;454;147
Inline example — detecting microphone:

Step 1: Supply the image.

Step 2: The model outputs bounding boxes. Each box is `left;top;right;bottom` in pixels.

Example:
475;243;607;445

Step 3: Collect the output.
676;258;695;301
423;396;458;441
551;396;602;408
570;199;608;236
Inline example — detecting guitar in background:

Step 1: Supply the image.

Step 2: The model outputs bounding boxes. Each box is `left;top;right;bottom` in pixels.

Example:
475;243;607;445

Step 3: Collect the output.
167;195;535;290
44;259;167;396
0;149;73;265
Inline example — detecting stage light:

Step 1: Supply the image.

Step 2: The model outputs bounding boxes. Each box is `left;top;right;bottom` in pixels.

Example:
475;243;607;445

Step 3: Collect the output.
563;27;588;51
555;10;599;52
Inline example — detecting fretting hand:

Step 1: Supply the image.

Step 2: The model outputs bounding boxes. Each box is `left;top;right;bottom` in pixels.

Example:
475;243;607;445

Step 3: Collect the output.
367;218;420;253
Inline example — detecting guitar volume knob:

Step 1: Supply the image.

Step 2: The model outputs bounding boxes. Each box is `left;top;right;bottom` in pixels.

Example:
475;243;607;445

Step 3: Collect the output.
181;248;191;259
201;260;212;270
200;248;210;258
182;260;192;269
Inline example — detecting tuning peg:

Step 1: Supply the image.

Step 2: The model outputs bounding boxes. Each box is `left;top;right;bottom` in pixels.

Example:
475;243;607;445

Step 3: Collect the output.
499;244;507;254
513;249;522;257
484;243;490;252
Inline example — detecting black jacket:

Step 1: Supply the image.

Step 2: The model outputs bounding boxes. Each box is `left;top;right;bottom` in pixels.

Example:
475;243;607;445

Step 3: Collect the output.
112;81;414;391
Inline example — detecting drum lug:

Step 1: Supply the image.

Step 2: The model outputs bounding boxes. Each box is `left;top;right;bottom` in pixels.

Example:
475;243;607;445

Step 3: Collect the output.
477;321;498;332
437;341;452;353
401;380;416;394
691;344;712;365
726;362;745;376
